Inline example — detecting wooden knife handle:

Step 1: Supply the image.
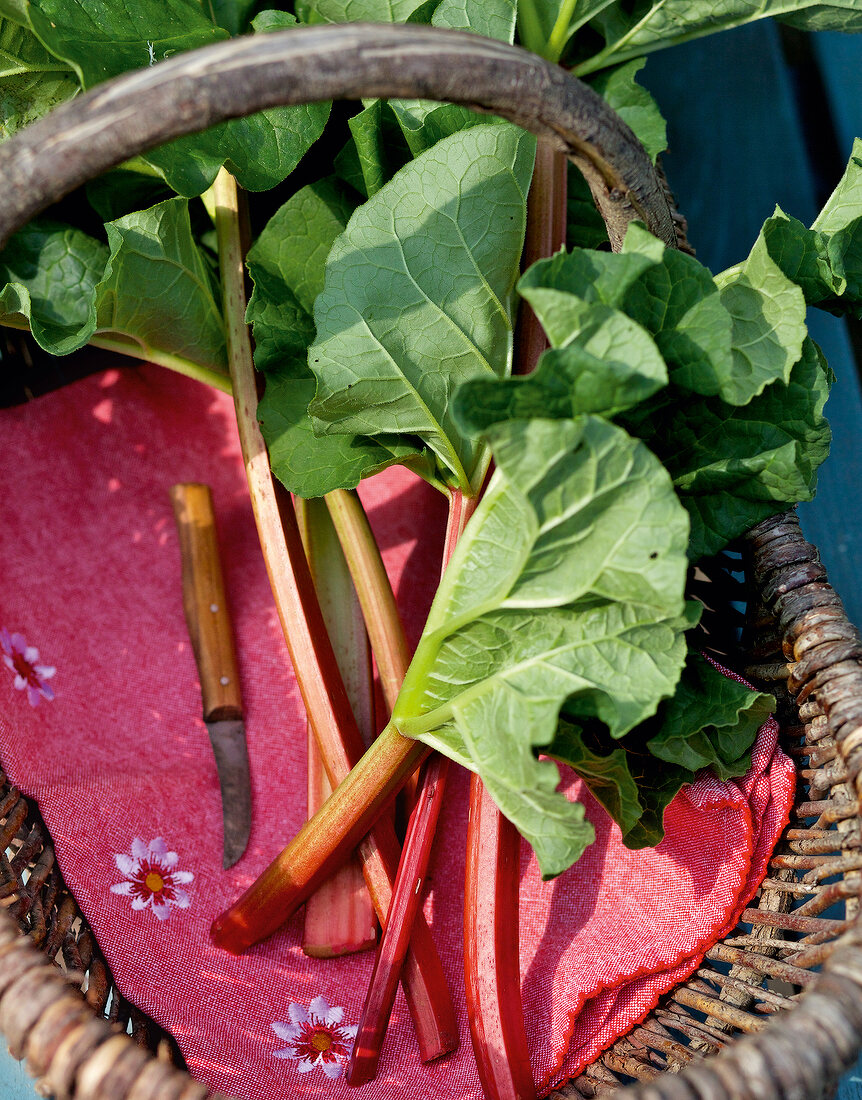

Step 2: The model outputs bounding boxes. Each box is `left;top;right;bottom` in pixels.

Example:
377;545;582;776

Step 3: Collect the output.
170;483;243;722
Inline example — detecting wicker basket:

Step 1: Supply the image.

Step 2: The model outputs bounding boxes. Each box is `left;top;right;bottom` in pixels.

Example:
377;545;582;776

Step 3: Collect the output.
2;23;862;1100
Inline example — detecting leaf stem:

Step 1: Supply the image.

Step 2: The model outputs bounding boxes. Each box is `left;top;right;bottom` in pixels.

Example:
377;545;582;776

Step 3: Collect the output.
545;0;580;63
0;320;233;394
514;141;569;378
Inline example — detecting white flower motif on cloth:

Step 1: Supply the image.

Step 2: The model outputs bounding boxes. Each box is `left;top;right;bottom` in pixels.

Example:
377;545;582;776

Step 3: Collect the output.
110;838;193;921
272;996;358;1079
1;628;56;706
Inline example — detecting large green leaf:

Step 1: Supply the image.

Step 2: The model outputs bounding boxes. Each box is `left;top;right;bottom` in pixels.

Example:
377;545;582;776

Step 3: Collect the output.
760;142;862;318
308;122;536;495
714;231;808;404
26;2;329;197
0;16;77;139
453;314;667;429
573;0;862;76
27;0;227;85
393;415;691;876
519;225;735;400
96;199;226;370
627;337;832;559
0;219;106;353
248;178;437;496
0;199;226;371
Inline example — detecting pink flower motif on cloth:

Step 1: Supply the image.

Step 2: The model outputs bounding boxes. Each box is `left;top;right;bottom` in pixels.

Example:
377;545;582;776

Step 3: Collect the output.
1;628;56;706
110;838;193;921
272;996;357;1079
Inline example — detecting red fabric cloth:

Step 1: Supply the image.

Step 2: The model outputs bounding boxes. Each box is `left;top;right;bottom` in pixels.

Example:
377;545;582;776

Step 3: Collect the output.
0;366;794;1099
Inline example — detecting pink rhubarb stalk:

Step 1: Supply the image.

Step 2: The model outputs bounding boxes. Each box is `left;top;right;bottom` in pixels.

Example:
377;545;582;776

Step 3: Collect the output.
346;753;450;1085
459;143;565;1100
210;169;456;1061
464;774;536;1100
514;141;568;378
343;489;479;1082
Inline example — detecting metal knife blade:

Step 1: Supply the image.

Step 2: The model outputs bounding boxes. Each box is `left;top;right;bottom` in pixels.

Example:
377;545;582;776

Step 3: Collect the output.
170;482;252;869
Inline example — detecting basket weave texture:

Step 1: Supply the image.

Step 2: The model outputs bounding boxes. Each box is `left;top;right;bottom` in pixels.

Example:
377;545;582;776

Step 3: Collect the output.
0;23;861;1100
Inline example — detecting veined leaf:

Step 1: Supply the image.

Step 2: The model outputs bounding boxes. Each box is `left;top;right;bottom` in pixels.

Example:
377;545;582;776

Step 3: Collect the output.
644;653;774;780
574;0;862;77
0;16;77;139
627;337;832;559
714;230;808;404
393;416;691;877
0;199;226;371
550;653;773;845
345;100;413;198
760;143;862;318
26;2;329;197
298;0;438;21
387;0;516;153
27;0;227;85
519;224;735;401
248;178;436;496
96;199;226;371
453;315;667;429
548;721;644;838
0;219;106;353
309;123;536;496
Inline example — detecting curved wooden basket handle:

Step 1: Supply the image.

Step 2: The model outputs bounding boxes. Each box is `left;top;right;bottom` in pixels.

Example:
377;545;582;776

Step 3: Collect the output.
0;23;674;252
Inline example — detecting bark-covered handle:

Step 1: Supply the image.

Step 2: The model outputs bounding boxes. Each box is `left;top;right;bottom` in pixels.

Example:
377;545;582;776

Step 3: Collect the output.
170;483;243;723
0;23;674;253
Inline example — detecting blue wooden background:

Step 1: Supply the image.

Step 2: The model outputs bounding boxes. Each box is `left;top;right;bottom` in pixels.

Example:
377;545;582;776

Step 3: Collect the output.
3;19;862;1100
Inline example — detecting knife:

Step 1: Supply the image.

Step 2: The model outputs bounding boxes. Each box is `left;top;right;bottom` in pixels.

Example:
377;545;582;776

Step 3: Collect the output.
170;482;252;869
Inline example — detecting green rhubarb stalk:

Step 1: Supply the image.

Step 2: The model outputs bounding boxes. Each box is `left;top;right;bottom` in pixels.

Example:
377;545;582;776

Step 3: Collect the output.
324;488;412;714
296;496;377;959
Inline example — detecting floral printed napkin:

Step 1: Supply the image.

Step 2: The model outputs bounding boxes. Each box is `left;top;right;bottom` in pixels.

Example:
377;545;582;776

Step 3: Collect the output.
0;364;794;1099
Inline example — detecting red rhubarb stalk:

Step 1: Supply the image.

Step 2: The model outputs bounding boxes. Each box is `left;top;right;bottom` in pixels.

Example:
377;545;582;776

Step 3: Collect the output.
211;169;456;1060
296;496;377;959
460;143;564;1100
514;141;568;378
344;489;479;1083
464;773;536;1100
345;753;451;1085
